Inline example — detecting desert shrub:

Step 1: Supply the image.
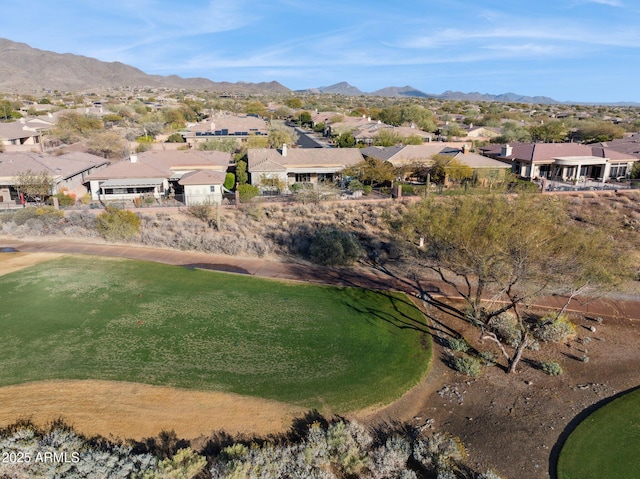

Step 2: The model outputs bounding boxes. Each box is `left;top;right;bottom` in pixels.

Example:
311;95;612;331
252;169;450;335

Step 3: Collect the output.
308;227;363;266
533;313;577;343
487;312;521;347
0;419;157;478
541;360;563;376
452;355;482;377
95;206;141;241
237;183;259;202
11;206;64;226
447;337;470;352
149;447;207;478
326;421;370;476
187;202;213;222
363;185;372;195
478;350;498;366
369;435;413;479
244;204;263;221
413;432;467;476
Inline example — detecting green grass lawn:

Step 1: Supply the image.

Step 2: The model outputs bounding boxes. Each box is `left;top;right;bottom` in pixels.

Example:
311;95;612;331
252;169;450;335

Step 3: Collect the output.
557;388;640;479
0;255;431;412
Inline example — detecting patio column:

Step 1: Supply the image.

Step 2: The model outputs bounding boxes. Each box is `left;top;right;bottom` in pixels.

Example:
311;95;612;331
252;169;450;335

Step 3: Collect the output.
574;164;581;180
602;162;611;182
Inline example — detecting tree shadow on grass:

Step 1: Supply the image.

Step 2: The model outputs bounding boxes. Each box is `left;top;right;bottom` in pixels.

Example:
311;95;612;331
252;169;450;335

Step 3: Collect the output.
548;385;640;479
181;263;251;274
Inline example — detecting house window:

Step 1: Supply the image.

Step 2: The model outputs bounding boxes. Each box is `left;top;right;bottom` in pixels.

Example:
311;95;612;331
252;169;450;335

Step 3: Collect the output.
318;173;334;183
295;173;311;183
610;165;627;178
210;185;216;193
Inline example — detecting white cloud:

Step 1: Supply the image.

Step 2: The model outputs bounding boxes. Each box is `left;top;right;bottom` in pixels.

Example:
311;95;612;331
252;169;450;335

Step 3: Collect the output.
583;0;624;6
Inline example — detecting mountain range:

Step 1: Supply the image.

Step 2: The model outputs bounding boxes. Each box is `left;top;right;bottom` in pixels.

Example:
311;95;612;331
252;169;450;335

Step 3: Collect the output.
1;38;633;105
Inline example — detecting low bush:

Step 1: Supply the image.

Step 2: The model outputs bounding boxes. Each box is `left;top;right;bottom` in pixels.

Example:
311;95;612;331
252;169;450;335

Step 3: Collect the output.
487;312;521;347
95;206;141;241
533;313;577;343
237;183;259;203
452;355;482;377
11;206;64;226
224;173;235;190
541;360;563;376
308;227;363;266
447;337;470;353
187;202;213;223
478;350;498;366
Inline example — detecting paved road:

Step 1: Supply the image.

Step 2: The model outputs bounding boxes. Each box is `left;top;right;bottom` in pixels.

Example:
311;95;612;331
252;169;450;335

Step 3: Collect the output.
3;238;639;320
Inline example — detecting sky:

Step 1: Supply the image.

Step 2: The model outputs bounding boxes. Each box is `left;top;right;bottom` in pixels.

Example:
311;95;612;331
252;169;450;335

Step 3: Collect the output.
1;0;639;103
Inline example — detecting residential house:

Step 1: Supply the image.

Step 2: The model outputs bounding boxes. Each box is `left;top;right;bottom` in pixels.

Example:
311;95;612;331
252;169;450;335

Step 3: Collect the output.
326;116;433;145
363;144;511;185
0;151;108;205
247;145;364;192
595;133;640;159
461;125;501;140
85;149;231;205
479;143;637;182
182;114;269;148
0;117;55;151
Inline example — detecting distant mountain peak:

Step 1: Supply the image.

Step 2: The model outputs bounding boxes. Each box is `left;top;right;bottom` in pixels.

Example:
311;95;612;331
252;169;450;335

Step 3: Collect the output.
0;37;290;93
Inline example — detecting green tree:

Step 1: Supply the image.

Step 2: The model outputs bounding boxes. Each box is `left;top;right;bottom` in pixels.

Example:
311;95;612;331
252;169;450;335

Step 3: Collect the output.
244;101;268;117
0;99;19;120
162;108;186;129
375;129;402;147
87;131;127;159
574;122;626;144
404;134;425;145
235;160;248;185
13;170;55;204
166;133;186;143
529;121;568;142
198;138;238;153
394;194;626;373
344;157;395;186
267;122;298;148
284;97;303;109
631;161;640;180
440;123;465;139
378;106;402;126
400;104;437;132
336;132;356;148
493;121;532;144
296;111;312;126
